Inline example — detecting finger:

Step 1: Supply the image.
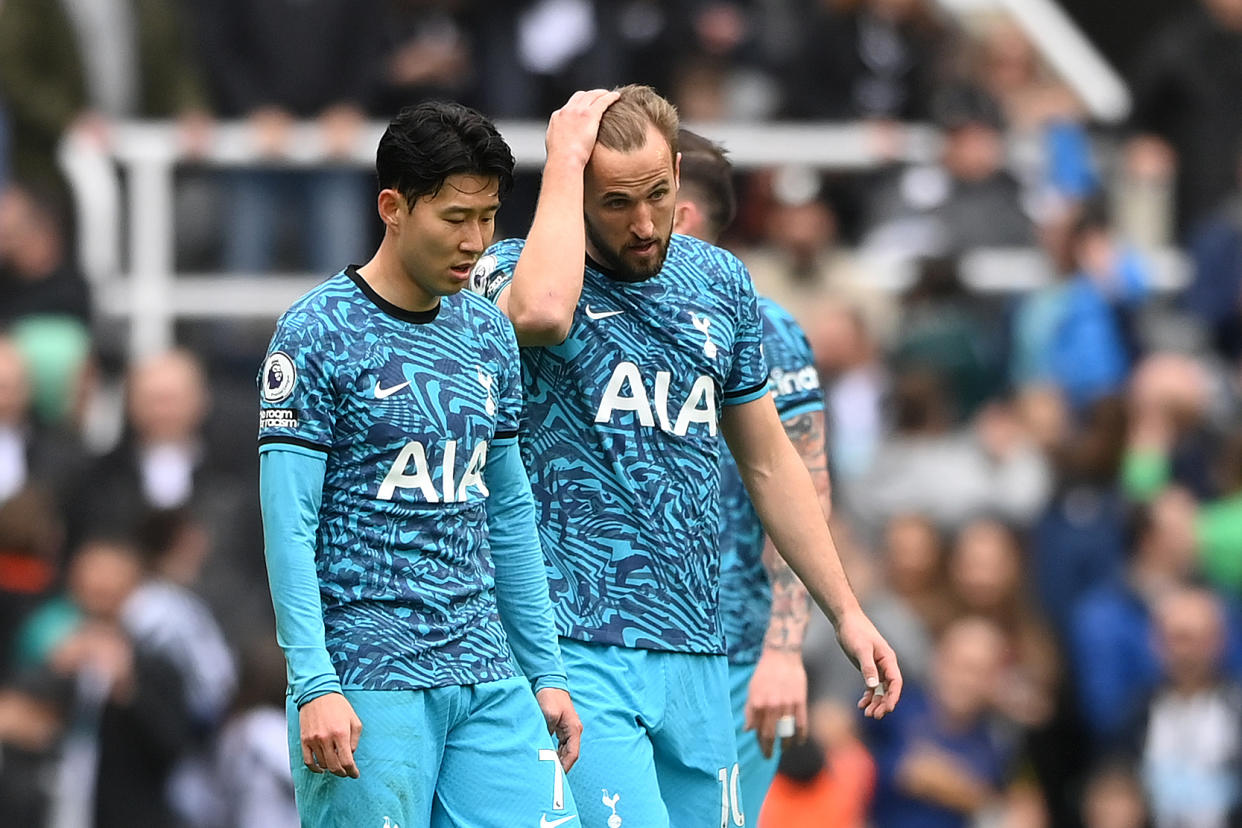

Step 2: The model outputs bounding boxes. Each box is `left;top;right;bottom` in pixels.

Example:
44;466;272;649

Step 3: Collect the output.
794;700;810;744
586;89;622;114
877;651;904;713
302;740;323;774
755;711;777;759
558;722;581;773
350;713;364;752
334;733;360;779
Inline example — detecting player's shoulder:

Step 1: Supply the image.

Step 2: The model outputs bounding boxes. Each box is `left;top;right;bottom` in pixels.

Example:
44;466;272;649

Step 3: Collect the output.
669;233;747;275
757;296;805;335
275;270;356;336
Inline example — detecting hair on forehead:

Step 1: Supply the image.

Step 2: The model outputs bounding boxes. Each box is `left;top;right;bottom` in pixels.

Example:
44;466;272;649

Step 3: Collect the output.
597;84;680;159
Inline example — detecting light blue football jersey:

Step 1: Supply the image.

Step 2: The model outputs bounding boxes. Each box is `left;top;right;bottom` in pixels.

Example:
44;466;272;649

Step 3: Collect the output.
718;298;825;665
257;267;524;690
474;234;770;653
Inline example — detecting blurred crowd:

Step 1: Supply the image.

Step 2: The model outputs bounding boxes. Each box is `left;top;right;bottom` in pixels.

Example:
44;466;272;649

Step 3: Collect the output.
2;0;1242;827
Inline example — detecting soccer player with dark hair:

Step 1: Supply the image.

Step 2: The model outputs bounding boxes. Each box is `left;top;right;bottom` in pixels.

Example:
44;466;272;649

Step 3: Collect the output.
474;86;901;828
674;128;830;816
257;101;581;827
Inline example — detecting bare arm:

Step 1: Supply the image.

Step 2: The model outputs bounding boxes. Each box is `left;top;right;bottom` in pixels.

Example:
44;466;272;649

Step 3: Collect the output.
744;409;831;755
722;395;901;718
759;409;830;654
502;89;619;344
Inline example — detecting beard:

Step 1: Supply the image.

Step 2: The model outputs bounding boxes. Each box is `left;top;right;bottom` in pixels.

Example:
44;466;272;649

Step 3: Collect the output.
585;215;671;282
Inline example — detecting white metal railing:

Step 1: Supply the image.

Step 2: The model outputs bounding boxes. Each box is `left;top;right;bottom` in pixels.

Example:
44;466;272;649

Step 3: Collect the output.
60;119;1184;360
59;119;947;358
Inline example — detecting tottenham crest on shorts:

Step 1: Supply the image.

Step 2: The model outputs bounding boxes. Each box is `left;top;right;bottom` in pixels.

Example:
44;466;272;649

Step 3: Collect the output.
262;352;297;402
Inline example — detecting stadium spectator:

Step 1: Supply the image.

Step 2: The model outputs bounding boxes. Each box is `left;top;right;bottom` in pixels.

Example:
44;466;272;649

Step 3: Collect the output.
861;84;1036;257
782;0;952;121
1011;200;1150;412
854;371;1050;533
0;0;207;202
1069;488;1242;749
1124;587;1242;827
1127;0;1242;237
1030;394;1130;643
191;0;380;274
213;640;299;828
1184;147;1242;359
25;537;193;828
0;183;91;326
67;349;266;645
863;616;1019;828
947;517;1059;729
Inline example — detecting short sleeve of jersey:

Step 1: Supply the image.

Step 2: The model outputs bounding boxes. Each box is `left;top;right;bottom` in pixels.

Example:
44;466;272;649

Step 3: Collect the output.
761;300;825;422
493;316;523;446
257;313;336;452
723;259;770;406
470;238;526;304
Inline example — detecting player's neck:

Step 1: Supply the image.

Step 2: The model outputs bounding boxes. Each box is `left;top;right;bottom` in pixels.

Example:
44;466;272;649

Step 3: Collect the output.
357;248;439;313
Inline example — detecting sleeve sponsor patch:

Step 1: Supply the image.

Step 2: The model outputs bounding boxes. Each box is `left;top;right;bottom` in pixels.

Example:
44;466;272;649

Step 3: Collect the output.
259;408;299;430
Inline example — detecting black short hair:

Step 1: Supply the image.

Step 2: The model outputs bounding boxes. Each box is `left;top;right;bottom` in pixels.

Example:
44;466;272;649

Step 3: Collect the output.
676;129;736;237
376;101;515;209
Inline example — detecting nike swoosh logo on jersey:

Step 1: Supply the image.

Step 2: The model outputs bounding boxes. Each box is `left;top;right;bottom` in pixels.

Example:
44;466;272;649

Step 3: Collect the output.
584;305;624;320
373;380;411;399
540;815;577;828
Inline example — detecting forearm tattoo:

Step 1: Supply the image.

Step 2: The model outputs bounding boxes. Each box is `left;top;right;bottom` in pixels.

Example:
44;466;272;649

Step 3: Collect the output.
760;410;829;653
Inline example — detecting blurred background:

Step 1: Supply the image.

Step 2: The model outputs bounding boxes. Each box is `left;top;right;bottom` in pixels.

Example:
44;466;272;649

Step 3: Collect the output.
0;0;1240;826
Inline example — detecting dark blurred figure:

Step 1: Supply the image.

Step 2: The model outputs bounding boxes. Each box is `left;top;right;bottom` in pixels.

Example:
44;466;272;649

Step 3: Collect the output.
23;537;192;828
782;0;950;121
68;349;267;645
126;508;237;826
192;0;380;273
891;255;1005;418
1184;142;1242;359
213;639;299;828
1126;0;1242;237
0;0;207;201
1124;587;1242;828
1029;393;1130;644
0;183;90;326
863;616;1018;828
374;0;478;115
0;669;69;826
861;84;1036;257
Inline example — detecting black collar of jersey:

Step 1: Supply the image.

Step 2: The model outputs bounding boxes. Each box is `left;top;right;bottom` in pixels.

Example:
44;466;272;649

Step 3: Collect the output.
346;265;441;324
586;253;655;284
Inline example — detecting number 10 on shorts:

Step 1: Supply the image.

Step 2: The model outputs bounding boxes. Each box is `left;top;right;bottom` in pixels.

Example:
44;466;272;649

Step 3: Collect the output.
718;763;744;827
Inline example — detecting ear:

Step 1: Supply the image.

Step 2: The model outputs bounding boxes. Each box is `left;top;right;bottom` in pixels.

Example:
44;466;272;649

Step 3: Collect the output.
673;201;697;236
377;189;405;231
673;151;682;192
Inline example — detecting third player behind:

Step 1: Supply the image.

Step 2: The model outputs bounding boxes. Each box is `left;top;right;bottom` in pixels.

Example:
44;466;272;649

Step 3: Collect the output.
473;85;901;828
673;128;829;817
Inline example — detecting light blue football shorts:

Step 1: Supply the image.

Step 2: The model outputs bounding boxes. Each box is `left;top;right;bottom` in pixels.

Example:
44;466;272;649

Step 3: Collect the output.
560;638;744;828
286;676;577;828
728;660;781;820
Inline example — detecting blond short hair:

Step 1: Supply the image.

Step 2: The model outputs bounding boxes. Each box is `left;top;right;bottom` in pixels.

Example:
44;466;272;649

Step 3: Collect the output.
597;84;680;157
